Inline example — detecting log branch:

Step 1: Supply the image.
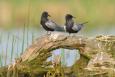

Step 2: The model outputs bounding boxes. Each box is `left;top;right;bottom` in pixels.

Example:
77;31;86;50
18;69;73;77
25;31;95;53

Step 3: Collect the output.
1;32;115;77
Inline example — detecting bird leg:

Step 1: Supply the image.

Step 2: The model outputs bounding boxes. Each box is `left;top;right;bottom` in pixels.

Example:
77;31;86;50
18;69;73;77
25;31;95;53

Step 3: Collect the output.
49;31;51;35
69;33;75;37
47;31;51;35
47;31;48;35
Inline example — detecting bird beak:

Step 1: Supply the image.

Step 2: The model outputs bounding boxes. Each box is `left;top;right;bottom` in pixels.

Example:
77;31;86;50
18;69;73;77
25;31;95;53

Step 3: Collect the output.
73;17;76;18
48;14;51;17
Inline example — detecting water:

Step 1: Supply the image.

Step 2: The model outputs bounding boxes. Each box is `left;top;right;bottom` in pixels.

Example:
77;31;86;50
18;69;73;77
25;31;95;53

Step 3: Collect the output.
0;26;115;67
0;28;45;66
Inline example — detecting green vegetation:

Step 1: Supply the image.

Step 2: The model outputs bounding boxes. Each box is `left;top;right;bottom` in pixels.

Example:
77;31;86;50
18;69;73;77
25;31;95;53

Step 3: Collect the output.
0;0;115;77
0;0;115;30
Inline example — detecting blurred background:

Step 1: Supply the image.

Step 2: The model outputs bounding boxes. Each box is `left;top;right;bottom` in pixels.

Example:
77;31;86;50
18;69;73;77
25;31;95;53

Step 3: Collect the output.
0;0;115;66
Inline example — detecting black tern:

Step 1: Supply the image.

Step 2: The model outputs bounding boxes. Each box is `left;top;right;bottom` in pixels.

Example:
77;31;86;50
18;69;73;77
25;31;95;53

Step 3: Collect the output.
65;14;88;34
40;11;64;34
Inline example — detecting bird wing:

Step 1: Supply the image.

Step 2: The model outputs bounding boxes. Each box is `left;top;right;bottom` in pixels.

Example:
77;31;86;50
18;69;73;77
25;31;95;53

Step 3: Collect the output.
72;23;83;31
72;22;88;31
45;20;65;32
45;20;57;29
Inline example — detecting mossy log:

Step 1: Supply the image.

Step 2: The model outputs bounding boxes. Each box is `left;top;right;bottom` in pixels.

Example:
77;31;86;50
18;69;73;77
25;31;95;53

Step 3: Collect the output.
0;32;115;77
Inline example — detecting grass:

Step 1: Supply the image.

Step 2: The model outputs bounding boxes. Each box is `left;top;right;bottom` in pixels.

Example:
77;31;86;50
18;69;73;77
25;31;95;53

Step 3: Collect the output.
16;35;19;58
0;0;115;76
0;28;35;66
0;0;34;66
0;29;115;76
0;56;2;67
5;33;10;65
21;24;26;54
26;0;31;48
0;33;3;67
10;35;15;62
0;0;115;30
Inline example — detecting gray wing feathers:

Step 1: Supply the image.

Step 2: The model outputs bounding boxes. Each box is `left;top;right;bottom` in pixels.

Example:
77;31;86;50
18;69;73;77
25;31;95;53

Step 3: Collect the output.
72;22;88;31
45;20;64;31
45;20;57;29
72;24;83;31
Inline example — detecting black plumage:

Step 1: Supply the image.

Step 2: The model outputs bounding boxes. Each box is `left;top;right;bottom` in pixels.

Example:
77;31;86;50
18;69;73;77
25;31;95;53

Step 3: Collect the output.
40;11;64;33
65;14;88;33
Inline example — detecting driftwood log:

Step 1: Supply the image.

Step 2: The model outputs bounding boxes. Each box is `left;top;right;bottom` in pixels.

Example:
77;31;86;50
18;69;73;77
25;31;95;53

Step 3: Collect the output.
0;32;115;77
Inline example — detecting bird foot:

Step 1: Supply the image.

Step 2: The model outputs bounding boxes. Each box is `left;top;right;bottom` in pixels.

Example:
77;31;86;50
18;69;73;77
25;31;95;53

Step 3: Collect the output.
47;31;51;35
68;33;74;37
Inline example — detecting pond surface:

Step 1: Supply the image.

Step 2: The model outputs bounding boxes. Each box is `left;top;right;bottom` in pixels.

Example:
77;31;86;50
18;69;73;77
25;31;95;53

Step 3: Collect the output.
0;26;115;66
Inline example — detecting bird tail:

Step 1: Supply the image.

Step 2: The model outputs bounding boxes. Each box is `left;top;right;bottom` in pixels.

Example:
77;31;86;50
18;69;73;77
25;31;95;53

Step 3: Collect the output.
55;26;65;32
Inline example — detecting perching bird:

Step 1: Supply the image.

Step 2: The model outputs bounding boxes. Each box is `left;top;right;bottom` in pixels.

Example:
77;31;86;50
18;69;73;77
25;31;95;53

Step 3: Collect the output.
65;14;88;34
40;11;64;34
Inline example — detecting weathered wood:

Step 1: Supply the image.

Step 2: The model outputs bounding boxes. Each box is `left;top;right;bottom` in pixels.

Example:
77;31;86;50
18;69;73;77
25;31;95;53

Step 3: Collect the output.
21;32;96;62
1;32;115;77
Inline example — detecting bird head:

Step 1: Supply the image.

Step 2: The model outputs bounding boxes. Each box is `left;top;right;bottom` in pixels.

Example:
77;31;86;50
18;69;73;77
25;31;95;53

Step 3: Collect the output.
42;11;51;18
65;14;75;20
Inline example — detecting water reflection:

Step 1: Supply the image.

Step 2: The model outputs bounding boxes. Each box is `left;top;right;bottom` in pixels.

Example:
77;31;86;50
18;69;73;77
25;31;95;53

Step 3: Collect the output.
51;48;80;67
0;28;45;66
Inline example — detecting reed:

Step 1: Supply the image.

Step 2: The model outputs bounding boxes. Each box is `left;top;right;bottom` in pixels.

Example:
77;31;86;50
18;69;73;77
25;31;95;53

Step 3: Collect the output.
10;36;15;62
26;0;31;48
0;33;2;66
16;34;19;58
31;31;34;43
5;33;10;65
21;24;26;54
